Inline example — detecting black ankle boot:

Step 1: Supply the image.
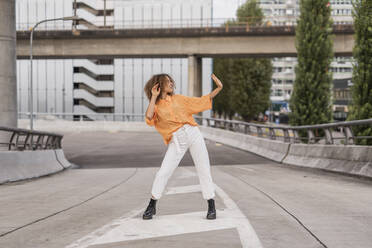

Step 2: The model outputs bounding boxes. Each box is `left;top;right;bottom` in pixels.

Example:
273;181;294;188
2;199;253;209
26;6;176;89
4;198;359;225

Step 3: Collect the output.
142;198;157;220
206;198;216;219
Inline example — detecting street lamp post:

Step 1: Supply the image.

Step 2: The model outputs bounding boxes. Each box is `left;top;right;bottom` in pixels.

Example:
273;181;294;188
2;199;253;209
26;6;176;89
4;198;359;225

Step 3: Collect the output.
211;0;213;27
29;16;79;131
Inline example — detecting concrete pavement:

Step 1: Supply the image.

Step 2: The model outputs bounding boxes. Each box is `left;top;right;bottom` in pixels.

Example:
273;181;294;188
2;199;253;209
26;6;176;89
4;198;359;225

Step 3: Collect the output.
1;131;372;247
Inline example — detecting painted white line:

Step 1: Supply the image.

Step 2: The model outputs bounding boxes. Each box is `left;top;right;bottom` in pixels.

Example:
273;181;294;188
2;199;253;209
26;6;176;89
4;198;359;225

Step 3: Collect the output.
214;183;262;248
65;169;263;248
175;169;197;179
87;210;239;245
235;166;256;172
165;184;201;195
65;208;146;248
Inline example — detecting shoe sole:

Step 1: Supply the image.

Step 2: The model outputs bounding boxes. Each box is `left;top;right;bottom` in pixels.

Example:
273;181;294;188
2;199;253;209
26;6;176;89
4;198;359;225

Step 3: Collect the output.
142;212;156;220
206;215;216;219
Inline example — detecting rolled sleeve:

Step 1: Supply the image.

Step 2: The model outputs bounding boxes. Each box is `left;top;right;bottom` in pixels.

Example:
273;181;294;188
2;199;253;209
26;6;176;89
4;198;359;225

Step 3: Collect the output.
182;93;212;114
145;111;157;126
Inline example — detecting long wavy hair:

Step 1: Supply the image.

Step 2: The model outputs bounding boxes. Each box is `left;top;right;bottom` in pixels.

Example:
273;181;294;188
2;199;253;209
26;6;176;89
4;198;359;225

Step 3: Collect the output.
144;73;176;104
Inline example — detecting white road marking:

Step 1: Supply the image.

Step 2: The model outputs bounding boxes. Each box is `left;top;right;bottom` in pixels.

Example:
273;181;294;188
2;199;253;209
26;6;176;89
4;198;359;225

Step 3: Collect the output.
236;166;256;172
175;169;198;179
65;168;263;248
165;184;201;195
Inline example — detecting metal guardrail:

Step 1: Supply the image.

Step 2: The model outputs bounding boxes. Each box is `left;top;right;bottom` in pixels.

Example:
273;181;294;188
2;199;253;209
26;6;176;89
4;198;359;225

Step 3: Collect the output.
194;116;372;146
18;112;145;122
15;16;354;31
0;126;63;151
17;112;372;146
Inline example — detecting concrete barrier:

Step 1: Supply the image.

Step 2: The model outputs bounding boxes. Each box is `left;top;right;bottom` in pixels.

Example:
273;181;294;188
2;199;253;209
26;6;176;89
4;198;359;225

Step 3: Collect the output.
0;149;71;184
283;144;372;178
18;119;155;133
14;120;372;179
199;126;372;178
199;126;290;163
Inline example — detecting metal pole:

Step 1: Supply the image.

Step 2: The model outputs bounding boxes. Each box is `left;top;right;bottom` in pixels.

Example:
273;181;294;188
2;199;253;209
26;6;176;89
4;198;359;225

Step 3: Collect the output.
104;0;107;27
29;16;78;130
30;28;34;130
211;0;213;27
74;0;77;30
74;0;77;16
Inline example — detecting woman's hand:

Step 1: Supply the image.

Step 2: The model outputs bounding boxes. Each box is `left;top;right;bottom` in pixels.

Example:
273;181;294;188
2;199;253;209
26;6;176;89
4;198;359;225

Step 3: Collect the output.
151;83;160;98
209;74;223;99
212;74;223;89
146;83;160;121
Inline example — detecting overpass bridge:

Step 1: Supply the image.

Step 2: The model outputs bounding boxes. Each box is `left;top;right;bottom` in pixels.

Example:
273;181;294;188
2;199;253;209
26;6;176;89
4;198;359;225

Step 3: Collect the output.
16;25;355;59
13;25;354;123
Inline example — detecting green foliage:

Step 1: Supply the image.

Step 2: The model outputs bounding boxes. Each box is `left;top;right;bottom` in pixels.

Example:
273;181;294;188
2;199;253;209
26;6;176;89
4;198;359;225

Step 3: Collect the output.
229;58;272;121
236;0;263;25
213;58;236;119
289;0;334;129
347;0;372;145
213;0;273;121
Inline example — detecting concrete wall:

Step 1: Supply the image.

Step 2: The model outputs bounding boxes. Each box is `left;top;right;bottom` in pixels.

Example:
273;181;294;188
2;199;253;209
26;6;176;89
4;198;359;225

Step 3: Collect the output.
199;126;290;163
283;144;372;178
0;149;71;184
199;126;372;179
0;0;17;145
16;29;354;59
14;120;372;180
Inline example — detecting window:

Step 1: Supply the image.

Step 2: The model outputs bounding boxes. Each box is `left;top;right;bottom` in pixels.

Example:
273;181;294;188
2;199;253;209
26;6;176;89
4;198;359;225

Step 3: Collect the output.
274;89;283;96
285;80;293;84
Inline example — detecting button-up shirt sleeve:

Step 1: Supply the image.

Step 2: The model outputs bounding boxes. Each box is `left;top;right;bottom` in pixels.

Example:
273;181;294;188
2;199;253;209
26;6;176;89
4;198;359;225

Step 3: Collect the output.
145;109;158;126
180;93;212;114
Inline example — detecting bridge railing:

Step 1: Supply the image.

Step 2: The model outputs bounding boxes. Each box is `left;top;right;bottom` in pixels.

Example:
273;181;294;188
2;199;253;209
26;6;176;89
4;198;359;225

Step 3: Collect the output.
193;116;372;146
17;112;371;145
15;16;354;31
18;112;146;122
0;126;63;151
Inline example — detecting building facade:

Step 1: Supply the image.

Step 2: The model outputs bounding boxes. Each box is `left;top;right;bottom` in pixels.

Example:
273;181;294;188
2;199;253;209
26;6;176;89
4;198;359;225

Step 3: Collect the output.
16;0;213;121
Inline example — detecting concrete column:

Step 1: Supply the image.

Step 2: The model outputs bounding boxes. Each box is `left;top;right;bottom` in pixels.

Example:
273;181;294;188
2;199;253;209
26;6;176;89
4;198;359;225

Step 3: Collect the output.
187;55;203;121
0;0;17;128
187;55;202;98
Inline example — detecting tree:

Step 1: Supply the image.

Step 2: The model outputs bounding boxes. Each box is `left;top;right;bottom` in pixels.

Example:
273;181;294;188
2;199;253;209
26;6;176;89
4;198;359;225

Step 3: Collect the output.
213;0;272;122
289;0;334;128
236;0;264;24
229;58;272;121
213;58;236;119
347;0;372;145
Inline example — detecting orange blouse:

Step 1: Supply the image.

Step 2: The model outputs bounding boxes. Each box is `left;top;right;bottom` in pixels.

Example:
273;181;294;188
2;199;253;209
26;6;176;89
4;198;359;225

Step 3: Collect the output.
145;93;212;145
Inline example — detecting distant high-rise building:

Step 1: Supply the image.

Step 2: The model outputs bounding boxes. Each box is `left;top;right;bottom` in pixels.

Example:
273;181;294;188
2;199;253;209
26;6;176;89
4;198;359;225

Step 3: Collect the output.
258;0;354;112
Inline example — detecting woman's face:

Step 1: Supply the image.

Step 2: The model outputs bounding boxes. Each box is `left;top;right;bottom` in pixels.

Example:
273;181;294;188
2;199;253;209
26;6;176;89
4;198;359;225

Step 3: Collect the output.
163;76;175;93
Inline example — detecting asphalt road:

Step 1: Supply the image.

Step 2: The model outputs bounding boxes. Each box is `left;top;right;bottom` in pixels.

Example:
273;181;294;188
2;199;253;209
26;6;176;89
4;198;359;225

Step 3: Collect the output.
1;130;371;248
62;131;270;169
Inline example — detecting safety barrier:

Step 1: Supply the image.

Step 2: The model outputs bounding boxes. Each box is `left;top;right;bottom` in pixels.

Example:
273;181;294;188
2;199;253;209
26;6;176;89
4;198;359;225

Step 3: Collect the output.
0;126;71;184
195;117;372;178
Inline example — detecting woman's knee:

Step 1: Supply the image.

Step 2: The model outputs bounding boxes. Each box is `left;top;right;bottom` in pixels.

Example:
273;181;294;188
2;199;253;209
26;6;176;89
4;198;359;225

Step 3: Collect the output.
156;167;174;179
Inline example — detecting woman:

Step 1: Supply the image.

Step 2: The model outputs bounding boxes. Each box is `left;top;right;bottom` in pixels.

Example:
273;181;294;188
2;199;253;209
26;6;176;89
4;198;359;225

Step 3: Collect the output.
142;73;223;220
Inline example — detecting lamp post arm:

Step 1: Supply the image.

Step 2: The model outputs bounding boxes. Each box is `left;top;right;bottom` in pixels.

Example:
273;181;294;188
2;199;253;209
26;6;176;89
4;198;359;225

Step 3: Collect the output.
29;16;78;130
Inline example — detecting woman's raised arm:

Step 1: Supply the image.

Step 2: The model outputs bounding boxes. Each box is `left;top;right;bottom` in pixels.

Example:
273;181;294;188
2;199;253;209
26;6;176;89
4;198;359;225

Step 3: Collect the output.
145;83;160;126
209;73;223;99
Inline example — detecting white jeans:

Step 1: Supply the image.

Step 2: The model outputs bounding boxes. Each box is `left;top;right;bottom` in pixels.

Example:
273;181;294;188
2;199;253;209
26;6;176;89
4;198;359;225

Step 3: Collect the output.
151;123;216;200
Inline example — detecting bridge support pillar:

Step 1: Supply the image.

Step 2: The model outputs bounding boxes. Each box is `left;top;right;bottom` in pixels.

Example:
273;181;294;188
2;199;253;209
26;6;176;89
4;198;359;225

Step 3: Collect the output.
187;55;202;97
0;0;17;128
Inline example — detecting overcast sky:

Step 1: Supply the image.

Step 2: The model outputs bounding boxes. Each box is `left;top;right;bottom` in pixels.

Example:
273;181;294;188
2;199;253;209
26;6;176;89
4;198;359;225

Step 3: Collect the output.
212;0;244;19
